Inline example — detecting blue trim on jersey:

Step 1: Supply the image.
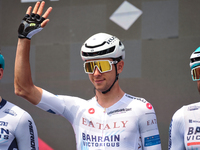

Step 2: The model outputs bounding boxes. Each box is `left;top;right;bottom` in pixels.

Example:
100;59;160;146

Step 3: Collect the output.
0;99;7;109
8;138;18;150
47;109;56;114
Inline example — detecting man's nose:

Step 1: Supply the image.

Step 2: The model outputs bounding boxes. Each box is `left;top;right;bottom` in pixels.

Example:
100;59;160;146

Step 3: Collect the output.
93;67;101;75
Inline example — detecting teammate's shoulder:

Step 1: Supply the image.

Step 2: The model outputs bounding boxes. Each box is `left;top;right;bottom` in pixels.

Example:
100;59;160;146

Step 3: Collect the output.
174;102;200;115
172;102;199;120
2;99;31;118
184;101;200;111
4;100;24;111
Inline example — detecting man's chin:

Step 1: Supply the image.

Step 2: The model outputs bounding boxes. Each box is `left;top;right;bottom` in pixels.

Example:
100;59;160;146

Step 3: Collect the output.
95;87;108;93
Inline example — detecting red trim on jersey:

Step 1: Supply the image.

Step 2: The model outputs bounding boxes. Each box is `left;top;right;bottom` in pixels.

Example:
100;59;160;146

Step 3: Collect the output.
187;142;200;146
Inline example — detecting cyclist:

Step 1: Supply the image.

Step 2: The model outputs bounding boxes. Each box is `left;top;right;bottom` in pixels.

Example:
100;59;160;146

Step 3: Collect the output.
0;53;38;150
168;47;200;149
14;1;162;149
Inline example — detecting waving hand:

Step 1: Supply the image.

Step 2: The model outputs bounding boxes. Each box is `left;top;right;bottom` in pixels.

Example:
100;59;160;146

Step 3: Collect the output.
18;1;52;39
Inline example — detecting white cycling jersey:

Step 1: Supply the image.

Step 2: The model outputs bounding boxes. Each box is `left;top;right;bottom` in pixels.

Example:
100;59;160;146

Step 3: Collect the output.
169;102;200;150
0;98;39;150
37;89;162;150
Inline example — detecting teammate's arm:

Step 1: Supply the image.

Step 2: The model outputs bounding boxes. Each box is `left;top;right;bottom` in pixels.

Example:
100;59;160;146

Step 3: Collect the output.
14;1;52;105
15;112;39;150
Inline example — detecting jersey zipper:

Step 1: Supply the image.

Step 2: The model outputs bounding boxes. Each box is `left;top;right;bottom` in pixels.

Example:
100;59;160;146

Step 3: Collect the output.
101;107;107;150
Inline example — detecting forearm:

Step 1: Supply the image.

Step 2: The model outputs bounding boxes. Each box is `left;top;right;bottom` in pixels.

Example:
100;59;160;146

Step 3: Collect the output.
15;38;32;91
15;38;32;86
14;38;42;104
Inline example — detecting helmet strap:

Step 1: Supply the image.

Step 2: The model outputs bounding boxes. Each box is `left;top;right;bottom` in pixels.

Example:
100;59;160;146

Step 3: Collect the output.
102;64;119;94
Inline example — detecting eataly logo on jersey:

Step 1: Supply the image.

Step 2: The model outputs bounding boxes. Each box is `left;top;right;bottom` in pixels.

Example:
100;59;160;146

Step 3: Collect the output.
82;117;128;130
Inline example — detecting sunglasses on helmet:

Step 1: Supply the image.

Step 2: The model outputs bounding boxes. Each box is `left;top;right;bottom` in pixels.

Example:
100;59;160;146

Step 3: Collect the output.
191;66;200;81
84;60;118;74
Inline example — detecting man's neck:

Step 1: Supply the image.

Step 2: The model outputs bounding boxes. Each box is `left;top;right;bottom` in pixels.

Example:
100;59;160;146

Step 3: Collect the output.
0;96;2;103
95;86;125;108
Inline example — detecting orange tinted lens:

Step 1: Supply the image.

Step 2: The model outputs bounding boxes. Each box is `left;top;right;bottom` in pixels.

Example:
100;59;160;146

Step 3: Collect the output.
84;62;95;73
192;67;200;81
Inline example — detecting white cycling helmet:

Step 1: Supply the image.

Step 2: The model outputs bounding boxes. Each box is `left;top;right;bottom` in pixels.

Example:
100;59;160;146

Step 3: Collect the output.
81;33;125;61
190;47;200;70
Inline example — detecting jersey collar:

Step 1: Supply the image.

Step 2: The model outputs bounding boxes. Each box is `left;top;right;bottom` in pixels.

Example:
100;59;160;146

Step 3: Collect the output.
0;98;7;109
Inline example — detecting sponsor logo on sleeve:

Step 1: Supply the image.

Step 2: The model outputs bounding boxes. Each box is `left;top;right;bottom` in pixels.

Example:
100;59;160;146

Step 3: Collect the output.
188;106;200;111
28;120;36;150
4;109;17;116
146;103;152;110
147;119;157;126
189;119;200;123
144;134;161;147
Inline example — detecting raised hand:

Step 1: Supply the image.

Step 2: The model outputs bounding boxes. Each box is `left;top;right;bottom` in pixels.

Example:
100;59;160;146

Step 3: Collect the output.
18;1;52;40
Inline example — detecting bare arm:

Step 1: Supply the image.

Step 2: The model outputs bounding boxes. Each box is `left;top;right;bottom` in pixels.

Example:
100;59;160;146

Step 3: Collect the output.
14;1;52;105
15;38;42;105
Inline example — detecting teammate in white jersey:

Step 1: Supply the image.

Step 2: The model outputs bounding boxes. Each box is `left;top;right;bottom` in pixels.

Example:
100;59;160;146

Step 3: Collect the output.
168;47;200;150
14;1;162;149
0;53;39;150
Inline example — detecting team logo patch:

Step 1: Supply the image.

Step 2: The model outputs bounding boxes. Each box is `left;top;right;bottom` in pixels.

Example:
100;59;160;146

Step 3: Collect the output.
144;135;161;147
146;103;152;110
4;109;17;116
88;108;95;114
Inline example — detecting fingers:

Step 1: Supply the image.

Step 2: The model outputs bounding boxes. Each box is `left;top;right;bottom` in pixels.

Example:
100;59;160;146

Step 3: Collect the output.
41;7;52;27
32;1;41;14
26;6;32;15
42;7;53;19
25;1;52;28
26;1;52;18
36;1;45;16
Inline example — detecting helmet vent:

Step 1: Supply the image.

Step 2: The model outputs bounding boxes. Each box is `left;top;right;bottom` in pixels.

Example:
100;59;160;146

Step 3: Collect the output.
82;46;115;57
191;57;200;63
85;42;106;48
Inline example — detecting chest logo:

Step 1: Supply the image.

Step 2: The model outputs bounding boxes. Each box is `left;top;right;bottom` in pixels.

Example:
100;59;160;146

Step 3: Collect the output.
88;108;95;114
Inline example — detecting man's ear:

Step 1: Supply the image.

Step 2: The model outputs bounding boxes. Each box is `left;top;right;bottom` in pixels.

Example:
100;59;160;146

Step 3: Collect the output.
0;68;3;80
117;60;124;74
